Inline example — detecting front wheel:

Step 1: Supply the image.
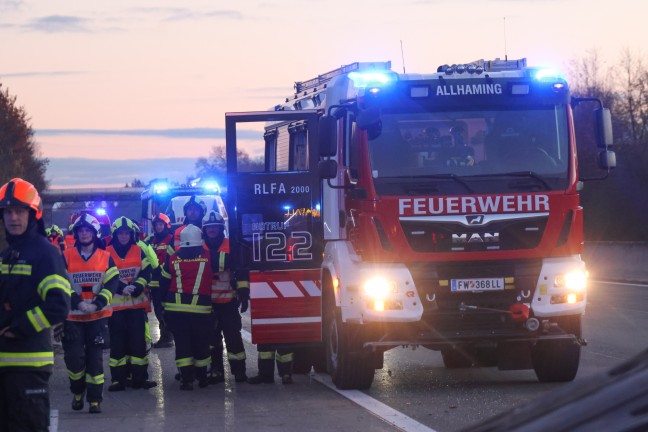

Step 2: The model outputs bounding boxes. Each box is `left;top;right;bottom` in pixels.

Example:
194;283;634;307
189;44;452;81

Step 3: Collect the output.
532;339;581;382
324;306;375;390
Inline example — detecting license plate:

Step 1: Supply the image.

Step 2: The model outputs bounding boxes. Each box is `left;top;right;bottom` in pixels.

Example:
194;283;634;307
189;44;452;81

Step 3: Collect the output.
451;278;505;292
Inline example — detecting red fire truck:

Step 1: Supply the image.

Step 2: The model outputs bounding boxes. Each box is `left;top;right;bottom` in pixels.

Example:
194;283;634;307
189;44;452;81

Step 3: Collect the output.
225;59;615;389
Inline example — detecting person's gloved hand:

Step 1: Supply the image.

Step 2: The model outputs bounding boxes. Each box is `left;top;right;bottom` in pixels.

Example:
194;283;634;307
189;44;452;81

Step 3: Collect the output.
53;323;64;342
78;302;98;313
237;288;250;313
122;285;136;296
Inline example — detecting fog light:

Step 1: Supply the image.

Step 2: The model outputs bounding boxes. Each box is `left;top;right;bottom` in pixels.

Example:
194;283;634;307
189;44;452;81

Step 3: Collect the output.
567;293;577;304
374;300;385;311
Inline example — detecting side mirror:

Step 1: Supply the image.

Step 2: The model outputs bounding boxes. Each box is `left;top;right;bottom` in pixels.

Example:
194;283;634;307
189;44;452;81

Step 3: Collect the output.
595;108;613;148
319;116;337;157
598;149;616;170
318;159;337;179
356;107;380;130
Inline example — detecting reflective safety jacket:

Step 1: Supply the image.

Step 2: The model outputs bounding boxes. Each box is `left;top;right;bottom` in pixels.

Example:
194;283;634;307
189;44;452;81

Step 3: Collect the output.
208;238;234;304
106;244;151;312
0;228;71;372
159;248;213;314
145;233;174;290
64;247;119;321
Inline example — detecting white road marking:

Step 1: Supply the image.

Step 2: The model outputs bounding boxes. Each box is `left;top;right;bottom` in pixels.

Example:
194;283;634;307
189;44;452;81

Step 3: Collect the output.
592;280;648;287
241;330;437;432
50;409;58;432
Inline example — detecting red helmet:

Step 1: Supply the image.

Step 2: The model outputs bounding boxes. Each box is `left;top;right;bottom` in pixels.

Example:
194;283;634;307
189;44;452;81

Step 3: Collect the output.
0;178;43;220
153;213;171;229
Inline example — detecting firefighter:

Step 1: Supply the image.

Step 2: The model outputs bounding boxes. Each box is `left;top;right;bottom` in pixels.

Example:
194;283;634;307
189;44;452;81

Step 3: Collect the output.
105;216;156;391
146;213;175;348
173;195;207;246
159;224;213;390
0;178;72;431
202;210;248;384
62;213;119;414
47;224;66;253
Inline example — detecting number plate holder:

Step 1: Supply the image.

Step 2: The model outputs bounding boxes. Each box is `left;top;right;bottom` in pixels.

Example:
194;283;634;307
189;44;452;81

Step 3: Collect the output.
450;278;505;292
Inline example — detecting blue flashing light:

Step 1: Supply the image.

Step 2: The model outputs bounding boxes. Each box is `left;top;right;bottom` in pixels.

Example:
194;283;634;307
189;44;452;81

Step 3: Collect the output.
348;71;396;88
153;182;169;194
315;204;321;211
283;205;291;211
202;180;221;193
95;208;107;216
534;68;564;81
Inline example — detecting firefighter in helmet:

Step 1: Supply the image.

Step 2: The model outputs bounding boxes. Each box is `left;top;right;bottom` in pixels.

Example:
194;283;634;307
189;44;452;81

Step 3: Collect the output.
173;196;207;246
159;224;214;390
105;217;156;391
0;178;71;430
62;213;119;414
48;224;66;253
202;210;249;384
146;213;175;348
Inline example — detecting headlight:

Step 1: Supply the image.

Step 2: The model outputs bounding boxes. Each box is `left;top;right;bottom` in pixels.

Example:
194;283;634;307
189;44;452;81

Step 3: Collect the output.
363;277;395;300
554;269;588;291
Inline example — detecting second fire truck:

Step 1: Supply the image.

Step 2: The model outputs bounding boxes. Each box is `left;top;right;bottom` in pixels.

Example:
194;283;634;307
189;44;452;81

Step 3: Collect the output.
225;59;616;389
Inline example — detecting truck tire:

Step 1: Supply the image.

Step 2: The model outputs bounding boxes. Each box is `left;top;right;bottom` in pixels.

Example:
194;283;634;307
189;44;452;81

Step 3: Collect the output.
532;314;582;382
532;339;581;382
323;296;374;389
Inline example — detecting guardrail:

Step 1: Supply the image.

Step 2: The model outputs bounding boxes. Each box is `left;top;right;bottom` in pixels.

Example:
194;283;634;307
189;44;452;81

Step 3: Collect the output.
584;242;648;283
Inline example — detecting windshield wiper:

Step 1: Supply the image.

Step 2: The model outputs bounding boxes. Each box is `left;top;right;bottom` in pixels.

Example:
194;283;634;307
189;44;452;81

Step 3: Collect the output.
383;173;474;193
466;171;552;191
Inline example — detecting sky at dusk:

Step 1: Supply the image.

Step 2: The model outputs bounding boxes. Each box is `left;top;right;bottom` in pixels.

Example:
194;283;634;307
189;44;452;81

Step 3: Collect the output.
1;0;646;188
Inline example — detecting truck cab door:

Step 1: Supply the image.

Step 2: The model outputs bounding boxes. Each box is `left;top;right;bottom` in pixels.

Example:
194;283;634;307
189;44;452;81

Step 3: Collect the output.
225;110;323;344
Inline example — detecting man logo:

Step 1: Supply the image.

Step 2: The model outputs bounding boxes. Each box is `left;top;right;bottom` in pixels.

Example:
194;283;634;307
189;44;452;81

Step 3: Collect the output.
466;215;485;225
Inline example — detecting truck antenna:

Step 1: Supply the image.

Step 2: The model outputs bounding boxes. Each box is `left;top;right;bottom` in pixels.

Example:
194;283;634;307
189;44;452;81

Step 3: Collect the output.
503;17;508;61
400;40;406;74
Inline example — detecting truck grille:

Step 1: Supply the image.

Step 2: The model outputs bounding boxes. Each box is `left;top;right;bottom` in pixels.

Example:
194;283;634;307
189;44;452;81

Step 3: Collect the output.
400;215;547;252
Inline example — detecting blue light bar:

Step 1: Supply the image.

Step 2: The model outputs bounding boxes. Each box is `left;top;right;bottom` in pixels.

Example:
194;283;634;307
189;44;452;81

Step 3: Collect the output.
95;208;107;216
534;68;564;81
348;71;397;88
202;181;221;193
153;182;169;194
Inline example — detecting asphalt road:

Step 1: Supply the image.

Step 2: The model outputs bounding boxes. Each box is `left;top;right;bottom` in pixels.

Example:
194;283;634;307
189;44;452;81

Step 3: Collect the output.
49;280;648;432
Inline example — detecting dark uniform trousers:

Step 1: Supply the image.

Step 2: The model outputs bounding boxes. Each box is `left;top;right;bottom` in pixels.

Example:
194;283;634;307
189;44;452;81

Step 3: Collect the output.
166;311;211;382
210;302;246;376
256;344;293;378
62;319;107;403
0;370;50;432
109;308;147;385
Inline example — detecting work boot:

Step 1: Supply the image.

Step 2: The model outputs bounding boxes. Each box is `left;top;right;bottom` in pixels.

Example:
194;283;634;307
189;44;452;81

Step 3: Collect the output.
108;382;126;392
209;372;225;385
180;381;194;391
89;402;102;414
174;372;182;381
198;379;210;388
247;375;274;384
71;393;84;411
132;380;157;389
281;375;293;385
234;373;248;383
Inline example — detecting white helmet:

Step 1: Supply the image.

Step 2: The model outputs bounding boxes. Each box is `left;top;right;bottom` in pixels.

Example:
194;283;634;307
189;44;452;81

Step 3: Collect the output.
179;224;203;248
73;213;101;237
202;210;225;230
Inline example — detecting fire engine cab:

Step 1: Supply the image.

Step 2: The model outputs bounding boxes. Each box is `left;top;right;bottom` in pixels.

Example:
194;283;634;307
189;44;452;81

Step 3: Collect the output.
225;59;616;389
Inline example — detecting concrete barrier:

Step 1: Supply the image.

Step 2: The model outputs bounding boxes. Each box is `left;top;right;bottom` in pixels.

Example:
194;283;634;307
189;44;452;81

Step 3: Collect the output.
583;242;648;283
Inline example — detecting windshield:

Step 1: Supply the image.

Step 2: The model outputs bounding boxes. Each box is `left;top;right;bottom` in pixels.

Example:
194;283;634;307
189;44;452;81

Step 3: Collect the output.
367;106;570;194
